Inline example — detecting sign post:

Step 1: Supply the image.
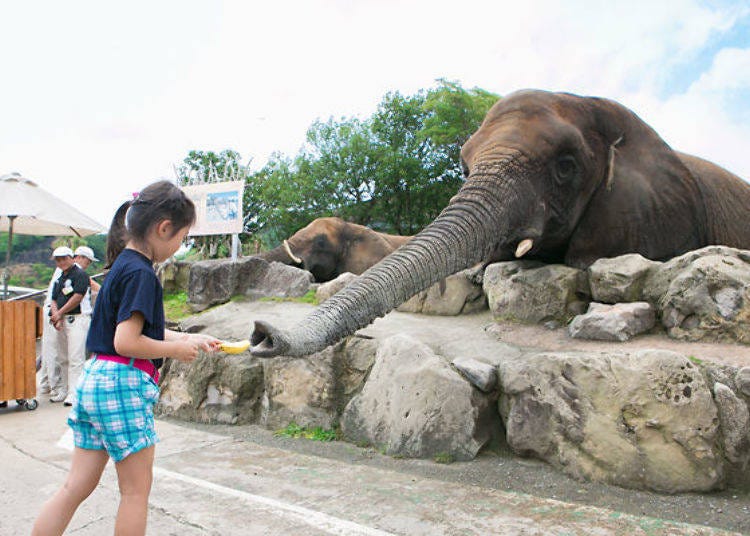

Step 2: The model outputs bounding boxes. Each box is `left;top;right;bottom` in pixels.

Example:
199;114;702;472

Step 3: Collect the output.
181;181;244;260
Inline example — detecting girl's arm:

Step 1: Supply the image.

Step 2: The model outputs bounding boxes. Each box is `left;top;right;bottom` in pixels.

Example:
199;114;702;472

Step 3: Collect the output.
114;313;216;362
165;329;222;352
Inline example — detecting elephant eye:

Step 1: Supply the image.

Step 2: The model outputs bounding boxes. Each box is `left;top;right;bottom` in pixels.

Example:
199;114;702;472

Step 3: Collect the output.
554;155;578;183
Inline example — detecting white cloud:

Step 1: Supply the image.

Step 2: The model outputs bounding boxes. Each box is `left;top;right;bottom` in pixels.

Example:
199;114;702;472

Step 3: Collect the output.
691;47;750;91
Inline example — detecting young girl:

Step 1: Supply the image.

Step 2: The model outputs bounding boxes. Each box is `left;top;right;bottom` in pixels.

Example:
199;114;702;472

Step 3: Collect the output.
32;180;221;536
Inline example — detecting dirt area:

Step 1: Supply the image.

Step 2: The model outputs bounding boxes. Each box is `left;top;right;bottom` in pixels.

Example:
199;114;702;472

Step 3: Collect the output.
184;301;750;534
486;321;749;368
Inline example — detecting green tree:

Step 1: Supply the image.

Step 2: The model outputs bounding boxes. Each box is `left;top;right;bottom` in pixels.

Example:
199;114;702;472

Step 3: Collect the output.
243;81;500;248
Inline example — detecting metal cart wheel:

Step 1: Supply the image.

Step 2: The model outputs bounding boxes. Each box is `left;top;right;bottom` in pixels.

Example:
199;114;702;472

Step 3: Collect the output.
24;399;38;410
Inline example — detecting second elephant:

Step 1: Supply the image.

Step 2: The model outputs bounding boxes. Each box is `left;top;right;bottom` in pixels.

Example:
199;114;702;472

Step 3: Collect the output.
256;217;412;282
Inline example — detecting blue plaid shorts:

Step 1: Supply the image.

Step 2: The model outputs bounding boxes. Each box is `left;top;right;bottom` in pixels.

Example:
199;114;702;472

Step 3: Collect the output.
67;357;160;462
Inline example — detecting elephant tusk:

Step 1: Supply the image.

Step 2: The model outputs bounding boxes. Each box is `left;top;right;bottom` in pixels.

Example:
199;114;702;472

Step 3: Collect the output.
515;239;533;258
283;240;303;264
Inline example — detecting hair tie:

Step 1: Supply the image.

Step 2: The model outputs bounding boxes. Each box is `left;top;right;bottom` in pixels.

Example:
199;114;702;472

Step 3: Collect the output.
132;191;140;200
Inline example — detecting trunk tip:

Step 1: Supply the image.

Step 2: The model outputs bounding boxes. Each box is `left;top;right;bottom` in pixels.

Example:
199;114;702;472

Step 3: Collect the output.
250;320;290;358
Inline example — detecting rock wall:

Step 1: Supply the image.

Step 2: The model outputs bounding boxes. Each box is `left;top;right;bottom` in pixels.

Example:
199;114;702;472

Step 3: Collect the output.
157;300;750;493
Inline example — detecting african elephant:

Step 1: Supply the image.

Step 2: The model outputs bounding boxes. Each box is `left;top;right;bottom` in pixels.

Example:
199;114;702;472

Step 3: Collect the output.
255;217;412;282
251;89;750;357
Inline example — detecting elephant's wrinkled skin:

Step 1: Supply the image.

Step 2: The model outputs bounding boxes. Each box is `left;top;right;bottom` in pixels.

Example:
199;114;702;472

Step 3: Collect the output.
255;217;411;282
251;90;750;357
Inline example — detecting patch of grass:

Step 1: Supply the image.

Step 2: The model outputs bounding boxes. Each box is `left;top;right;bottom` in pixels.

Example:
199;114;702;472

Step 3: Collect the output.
434;452;455;464
163;291;192;321
687;355;704;366
275;422;338;442
260;289;318;305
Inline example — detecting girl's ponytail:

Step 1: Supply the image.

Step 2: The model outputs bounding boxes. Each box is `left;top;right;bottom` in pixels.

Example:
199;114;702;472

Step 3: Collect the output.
105;200;132;268
105;180;196;268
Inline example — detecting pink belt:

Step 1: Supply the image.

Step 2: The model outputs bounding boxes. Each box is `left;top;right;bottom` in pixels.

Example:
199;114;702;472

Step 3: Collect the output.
95;354;160;383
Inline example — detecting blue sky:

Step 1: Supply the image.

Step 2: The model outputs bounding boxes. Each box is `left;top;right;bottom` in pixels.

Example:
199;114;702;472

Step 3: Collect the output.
1;0;749;228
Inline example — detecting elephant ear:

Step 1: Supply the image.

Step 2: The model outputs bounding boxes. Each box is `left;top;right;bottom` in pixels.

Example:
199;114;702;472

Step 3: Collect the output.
564;98;708;268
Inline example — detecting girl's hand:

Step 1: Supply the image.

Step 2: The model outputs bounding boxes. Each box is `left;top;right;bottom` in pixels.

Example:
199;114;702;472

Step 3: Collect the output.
187;333;222;353
171;339;201;363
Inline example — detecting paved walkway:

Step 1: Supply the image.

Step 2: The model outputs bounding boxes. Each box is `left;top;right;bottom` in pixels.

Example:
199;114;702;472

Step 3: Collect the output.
1;398;741;535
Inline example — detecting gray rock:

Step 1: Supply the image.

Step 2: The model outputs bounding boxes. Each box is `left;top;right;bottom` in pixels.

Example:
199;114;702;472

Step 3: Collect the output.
713;383;750;467
568;302;655;342
452;357;498;392
498;349;722;493
643;246;750;305
588;254;661;303
188;257;313;310
397;265;487;315
261;347;339;430
316;272;359;303
157;353;264;425
643;249;750;343
157;260;192;293
738;367;750;397
340;335;500;461
484;261;590;324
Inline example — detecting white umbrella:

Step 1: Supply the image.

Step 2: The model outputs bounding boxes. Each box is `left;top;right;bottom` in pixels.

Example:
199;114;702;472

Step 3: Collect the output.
0;172;106;298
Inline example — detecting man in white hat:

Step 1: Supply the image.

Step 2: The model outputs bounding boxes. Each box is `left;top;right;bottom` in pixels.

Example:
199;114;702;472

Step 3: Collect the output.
48;246;90;406
74;246;101;313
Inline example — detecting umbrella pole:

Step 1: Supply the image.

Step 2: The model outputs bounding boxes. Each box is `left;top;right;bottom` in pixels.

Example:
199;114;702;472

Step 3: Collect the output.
3;215;16;300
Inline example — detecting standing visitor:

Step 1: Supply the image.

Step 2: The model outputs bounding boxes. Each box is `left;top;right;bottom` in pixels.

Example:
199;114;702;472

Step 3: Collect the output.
73;245;101;315
32;180;221;536
48;247;90;406
38;257;62;399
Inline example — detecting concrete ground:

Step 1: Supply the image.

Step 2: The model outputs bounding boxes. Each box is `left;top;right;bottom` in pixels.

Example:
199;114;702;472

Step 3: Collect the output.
1;396;743;536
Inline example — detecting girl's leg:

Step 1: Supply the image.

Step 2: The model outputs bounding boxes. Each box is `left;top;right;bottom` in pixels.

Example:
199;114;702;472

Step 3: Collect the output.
113;445;155;536
31;447;109;536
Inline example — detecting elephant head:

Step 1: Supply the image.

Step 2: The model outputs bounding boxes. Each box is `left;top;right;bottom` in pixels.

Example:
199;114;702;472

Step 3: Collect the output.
251;89;750;357
255;217;411;282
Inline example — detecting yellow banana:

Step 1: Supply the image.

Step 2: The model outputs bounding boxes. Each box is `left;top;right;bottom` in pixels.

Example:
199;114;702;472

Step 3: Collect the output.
219;339;251;354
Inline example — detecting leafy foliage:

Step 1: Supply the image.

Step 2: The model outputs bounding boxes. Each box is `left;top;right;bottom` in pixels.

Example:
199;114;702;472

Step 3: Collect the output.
275;422;339;442
243;80;499;243
163;291;192;321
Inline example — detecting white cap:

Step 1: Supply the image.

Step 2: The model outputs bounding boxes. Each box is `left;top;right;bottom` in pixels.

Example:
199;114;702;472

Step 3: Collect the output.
51;246;74;258
74;245;99;262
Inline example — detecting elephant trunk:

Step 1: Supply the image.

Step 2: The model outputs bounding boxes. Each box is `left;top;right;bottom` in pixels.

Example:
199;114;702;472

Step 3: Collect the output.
250;173;515;357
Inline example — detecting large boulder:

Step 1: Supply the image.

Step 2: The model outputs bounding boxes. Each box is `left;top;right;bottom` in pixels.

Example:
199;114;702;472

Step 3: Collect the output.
568;302;656;342
340;335;500;461
642;247;750;343
158;260;192;293
498;349;723;493
588;254;661;303
315;272;359;303
260;348;339;430
157;353;264;425
188;257;313;310
484;261;589;325
397;265;487;315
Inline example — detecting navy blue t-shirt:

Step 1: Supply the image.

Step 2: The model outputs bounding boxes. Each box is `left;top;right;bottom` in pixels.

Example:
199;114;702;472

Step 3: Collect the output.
87;249;165;368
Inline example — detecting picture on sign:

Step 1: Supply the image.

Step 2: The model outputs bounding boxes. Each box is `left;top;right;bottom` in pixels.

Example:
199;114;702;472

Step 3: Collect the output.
181;181;244;236
206;190;240;223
